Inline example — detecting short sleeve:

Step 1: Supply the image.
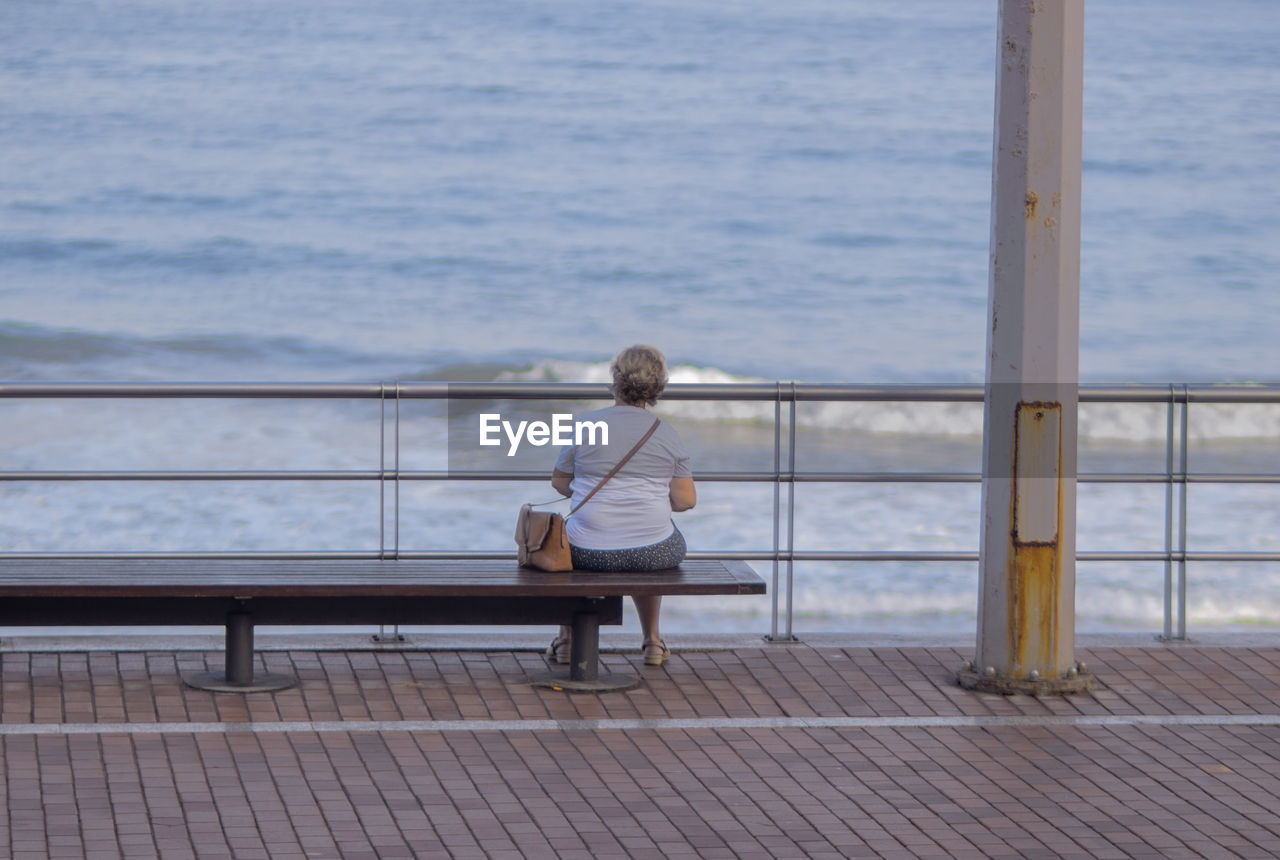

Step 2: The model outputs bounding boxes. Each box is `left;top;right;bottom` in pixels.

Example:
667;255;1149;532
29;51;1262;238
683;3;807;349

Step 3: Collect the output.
554;443;576;474
666;425;692;478
673;451;692;478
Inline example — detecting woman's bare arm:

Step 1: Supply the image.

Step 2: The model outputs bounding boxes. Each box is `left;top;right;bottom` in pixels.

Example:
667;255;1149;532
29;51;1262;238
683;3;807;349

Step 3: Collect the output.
551;468;573;497
669;477;696;512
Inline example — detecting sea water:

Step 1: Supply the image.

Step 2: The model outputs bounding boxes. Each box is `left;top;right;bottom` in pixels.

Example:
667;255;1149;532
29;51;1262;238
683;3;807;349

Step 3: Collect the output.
2;0;1278;635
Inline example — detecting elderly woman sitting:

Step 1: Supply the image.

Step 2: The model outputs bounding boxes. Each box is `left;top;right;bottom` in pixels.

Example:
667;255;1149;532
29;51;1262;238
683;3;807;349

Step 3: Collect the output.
548;344;696;666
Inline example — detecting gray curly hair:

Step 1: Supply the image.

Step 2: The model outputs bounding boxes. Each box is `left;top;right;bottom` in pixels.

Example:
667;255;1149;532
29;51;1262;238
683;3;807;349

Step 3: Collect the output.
611;344;668;406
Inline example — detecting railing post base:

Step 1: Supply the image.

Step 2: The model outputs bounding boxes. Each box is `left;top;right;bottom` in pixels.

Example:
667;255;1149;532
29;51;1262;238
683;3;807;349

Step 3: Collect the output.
957;663;1095;696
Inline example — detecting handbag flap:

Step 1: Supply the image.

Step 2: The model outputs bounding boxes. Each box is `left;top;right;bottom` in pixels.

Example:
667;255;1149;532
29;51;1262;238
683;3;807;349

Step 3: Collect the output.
515;505;555;554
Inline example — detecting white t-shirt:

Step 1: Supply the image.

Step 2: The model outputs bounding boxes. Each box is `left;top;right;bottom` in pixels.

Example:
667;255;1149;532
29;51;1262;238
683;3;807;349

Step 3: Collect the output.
554;404;692;550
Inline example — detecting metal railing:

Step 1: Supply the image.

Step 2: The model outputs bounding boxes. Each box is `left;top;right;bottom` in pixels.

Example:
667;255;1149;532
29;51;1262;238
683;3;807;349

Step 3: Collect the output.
2;381;1279;640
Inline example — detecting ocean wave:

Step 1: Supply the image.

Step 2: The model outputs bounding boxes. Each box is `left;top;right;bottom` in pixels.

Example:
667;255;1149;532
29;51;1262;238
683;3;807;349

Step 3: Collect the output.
2;235;366;277
0;237;121;262
0;320;378;377
497;359;1280;442
0;234;542;280
3;332;1276;442
0;322;143;376
812;232;898;248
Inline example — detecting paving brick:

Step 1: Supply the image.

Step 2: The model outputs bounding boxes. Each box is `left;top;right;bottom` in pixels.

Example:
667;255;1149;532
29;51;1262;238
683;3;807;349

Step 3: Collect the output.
3;644;1280;856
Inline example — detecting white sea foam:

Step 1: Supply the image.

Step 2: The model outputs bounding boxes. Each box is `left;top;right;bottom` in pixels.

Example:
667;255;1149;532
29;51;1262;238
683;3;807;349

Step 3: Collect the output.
498;360;1280;442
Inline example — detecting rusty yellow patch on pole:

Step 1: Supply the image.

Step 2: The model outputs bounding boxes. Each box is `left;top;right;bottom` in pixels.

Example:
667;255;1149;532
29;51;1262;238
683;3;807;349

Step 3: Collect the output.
1009;402;1062;674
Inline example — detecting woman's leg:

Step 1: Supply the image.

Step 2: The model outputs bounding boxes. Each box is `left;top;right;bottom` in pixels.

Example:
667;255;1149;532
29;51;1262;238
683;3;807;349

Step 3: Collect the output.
634;595;662;644
571;527;682;661
546;623;573;663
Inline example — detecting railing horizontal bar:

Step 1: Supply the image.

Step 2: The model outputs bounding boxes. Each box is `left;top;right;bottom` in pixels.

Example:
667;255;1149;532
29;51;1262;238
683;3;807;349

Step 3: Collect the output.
701;551;1280;563
1079;385;1280;404
1187;474;1280;484
1077;552;1176;562
1079;474;1172;484
400;471;807;483
1;549;1276;562
0;471;384;482
0;551;385;560
0;383;391;399
760;551;982;562
1077;473;1280;484
0;550;978;561
5;470;1277;485
4;381;1279;403
0;470;978;483
1076;551;1280;562
1172;387;1280;404
790;472;977;483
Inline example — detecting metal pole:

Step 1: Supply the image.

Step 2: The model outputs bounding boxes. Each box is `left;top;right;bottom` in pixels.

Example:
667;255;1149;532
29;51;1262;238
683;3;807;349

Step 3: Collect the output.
378;384;386;559
769;384;782;641
785;385;797;640
1178;386;1190;639
394;381;401;559
964;0;1091;695
392;382;402;641
1163;387;1175;640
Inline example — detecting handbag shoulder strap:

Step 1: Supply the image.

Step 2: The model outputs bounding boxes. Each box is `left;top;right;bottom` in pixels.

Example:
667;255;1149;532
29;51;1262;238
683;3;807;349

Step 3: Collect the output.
567;416;661;517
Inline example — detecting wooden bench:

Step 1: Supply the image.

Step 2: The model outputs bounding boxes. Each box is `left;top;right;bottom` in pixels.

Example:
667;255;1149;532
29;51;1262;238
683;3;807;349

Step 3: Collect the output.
0;558;765;693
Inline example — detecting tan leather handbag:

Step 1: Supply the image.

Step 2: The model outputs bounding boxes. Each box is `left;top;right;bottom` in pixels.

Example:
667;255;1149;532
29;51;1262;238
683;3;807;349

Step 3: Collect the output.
515;503;573;571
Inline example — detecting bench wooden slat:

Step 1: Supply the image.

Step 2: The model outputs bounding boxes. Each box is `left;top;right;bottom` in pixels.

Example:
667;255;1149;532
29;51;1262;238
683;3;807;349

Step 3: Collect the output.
0;559;766;598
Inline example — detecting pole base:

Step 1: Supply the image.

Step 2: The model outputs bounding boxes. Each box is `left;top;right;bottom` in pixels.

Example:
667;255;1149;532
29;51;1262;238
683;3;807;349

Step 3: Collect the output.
529;671;641;693
956;667;1095;696
183;672;297;693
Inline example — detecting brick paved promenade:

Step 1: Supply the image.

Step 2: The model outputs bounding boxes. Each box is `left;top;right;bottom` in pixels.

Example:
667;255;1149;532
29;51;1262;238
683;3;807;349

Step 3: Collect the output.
2;638;1280;858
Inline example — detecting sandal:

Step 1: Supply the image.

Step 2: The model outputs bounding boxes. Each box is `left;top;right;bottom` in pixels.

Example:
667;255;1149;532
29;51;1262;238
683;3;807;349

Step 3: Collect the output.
642;639;671;666
546;636;571;665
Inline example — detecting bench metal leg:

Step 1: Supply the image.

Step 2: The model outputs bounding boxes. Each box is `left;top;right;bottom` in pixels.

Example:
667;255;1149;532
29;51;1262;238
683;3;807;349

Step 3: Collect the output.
531;607;639;693
569;610;600;683
183;607;297;693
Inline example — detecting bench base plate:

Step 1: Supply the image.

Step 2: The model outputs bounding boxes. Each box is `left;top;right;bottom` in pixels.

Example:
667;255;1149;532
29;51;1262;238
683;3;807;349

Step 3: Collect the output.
183;671;297;694
528;671;641;693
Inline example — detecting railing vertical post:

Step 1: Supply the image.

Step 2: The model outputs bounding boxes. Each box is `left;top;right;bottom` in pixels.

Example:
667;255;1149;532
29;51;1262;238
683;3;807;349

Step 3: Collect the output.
1162;386;1175;640
784;384;798;641
372;382;406;642
378;383;386;559
1178;385;1190;639
389;382;404;641
394;381;401;559
768;383;782;641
